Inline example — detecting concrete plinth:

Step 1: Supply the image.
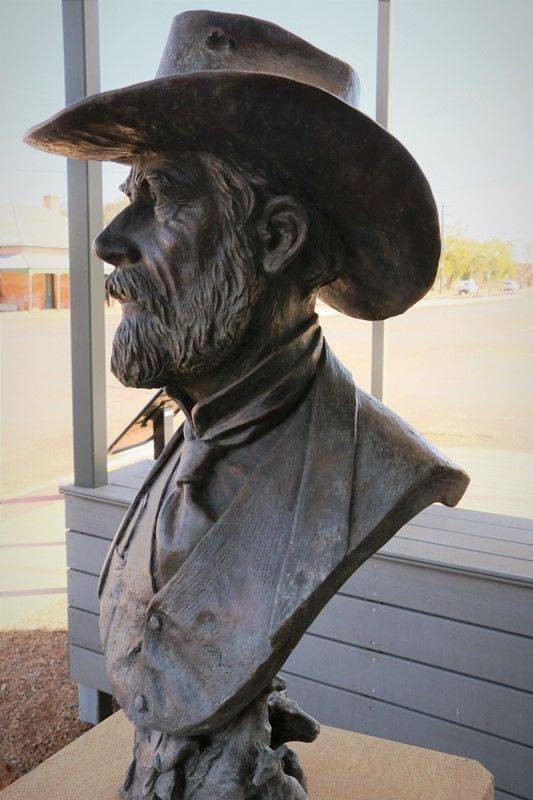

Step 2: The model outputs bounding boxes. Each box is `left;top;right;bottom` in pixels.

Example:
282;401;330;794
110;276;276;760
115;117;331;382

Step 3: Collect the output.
0;711;493;800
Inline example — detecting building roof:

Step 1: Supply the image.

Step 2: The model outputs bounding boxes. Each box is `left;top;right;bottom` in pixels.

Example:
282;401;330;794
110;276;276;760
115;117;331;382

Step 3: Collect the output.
0;251;70;273
0;203;68;248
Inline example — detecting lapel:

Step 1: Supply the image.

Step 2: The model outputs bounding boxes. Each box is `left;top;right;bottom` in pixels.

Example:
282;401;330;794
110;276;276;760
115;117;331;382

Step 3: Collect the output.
98;423;184;596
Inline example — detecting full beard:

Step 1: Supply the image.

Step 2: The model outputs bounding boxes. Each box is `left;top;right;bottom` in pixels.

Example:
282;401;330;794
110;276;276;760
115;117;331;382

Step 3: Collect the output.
107;256;259;389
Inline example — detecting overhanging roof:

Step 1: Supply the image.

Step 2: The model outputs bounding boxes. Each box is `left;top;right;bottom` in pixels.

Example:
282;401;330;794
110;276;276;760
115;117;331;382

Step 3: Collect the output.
0;203;68;248
0;250;113;274
0;251;69;273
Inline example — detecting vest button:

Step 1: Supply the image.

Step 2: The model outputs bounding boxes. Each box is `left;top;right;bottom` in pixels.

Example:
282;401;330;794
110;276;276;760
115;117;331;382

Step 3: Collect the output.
147;613;162;632
134;693;147;713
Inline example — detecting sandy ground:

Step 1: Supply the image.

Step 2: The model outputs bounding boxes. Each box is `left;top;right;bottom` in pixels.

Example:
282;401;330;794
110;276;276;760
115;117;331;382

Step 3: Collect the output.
0;309;154;499
1;292;532;512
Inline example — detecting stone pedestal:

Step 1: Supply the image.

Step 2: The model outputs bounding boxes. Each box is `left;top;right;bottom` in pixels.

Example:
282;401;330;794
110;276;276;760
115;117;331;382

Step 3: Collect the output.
0;711;493;800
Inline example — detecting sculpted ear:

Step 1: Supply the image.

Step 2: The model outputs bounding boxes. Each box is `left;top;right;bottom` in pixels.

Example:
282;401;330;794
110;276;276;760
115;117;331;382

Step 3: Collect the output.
256;196;309;276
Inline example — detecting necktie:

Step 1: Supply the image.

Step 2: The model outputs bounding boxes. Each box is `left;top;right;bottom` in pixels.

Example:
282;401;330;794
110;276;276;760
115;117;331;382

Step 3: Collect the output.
155;423;223;587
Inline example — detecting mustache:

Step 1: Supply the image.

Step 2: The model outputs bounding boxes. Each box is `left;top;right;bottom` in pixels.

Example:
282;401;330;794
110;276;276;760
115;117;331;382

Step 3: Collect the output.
105;265;170;324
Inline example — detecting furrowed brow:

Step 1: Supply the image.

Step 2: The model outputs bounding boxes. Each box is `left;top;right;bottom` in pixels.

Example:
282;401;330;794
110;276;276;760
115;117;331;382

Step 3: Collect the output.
145;166;197;195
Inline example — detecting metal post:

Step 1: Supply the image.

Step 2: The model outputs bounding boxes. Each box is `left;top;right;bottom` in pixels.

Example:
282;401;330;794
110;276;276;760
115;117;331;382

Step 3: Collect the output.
371;318;386;400
153;406;174;459
371;0;392;401
63;0;107;488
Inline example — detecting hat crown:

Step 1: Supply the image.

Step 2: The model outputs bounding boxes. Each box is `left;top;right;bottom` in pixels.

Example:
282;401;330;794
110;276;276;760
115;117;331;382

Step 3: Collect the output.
156;10;359;106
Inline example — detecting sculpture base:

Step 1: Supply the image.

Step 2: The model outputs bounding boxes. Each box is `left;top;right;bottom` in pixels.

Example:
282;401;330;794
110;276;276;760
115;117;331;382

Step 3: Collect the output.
0;710;493;800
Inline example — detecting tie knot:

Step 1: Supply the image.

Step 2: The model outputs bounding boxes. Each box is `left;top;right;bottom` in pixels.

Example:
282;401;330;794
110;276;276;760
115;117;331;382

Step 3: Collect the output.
175;438;222;484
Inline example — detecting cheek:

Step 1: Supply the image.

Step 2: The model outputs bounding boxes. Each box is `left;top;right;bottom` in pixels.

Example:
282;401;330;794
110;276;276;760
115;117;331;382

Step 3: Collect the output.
146;221;192;295
156;211;216;294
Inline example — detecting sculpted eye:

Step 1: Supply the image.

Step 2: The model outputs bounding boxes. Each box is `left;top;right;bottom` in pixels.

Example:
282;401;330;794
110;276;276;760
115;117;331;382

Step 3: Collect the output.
143;174;173;209
155;172;172;189
147;182;158;204
146;171;172;193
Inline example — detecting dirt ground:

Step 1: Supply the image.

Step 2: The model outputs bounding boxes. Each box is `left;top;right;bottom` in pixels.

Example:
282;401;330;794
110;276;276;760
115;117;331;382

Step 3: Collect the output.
0;601;90;789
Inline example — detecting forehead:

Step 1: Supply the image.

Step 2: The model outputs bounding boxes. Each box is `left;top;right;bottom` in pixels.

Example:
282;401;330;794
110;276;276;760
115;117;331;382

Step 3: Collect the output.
121;154;208;194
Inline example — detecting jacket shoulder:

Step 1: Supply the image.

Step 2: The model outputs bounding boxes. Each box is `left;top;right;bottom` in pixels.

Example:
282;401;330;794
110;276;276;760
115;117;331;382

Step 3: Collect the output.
349;387;469;552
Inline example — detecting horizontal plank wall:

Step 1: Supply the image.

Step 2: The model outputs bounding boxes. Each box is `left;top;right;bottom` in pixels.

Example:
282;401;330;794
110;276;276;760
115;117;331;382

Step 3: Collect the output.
62;462;533;800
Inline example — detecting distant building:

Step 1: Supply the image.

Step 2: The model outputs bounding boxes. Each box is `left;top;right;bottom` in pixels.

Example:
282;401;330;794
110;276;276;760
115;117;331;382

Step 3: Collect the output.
0;195;70;311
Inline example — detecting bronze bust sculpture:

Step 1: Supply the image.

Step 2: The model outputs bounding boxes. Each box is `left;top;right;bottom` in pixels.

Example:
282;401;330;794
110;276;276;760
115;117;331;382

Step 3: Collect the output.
26;11;469;799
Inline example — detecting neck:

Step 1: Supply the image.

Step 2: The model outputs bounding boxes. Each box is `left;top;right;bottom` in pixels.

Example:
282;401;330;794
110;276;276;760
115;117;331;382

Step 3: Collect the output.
166;284;316;408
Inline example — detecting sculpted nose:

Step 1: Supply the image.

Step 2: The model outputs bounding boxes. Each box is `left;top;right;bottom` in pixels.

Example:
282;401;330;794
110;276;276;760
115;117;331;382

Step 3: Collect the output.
93;228;140;268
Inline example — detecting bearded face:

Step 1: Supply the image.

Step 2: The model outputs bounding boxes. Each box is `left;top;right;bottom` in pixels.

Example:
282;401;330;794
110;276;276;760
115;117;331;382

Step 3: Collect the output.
95;153;262;389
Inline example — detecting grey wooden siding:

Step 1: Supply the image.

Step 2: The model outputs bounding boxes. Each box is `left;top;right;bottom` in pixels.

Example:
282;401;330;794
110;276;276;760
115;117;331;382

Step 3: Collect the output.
62;461;533;800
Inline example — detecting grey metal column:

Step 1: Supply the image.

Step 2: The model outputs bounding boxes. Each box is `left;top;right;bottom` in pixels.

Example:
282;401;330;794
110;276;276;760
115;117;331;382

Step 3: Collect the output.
63;0;111;724
63;0;107;488
371;0;392;401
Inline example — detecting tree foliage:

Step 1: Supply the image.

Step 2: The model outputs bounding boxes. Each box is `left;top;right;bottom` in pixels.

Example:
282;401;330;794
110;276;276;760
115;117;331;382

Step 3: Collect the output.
441;235;517;287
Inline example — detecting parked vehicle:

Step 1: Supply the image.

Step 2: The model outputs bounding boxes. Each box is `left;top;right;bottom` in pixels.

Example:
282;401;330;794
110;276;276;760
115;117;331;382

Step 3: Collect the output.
458;278;479;296
503;279;520;293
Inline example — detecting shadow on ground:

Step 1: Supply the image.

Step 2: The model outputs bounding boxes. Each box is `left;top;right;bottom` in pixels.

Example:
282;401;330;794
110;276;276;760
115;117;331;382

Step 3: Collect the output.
0;629;91;788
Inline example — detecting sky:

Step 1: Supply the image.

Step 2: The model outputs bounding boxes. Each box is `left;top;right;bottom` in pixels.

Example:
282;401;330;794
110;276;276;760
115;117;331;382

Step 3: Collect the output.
1;0;531;258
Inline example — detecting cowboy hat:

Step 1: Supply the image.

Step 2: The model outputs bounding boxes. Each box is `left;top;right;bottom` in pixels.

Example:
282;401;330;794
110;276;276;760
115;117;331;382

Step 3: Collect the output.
24;10;440;320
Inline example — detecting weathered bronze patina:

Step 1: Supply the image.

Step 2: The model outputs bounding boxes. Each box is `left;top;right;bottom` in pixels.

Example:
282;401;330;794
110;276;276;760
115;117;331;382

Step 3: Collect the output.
26;11;469;799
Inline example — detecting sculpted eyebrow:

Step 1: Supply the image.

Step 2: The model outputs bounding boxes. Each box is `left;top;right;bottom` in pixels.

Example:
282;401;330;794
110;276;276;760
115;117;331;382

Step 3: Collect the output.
145;167;196;195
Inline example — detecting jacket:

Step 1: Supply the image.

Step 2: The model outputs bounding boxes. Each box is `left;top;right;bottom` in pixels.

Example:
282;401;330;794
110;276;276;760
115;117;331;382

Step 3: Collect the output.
99;344;468;735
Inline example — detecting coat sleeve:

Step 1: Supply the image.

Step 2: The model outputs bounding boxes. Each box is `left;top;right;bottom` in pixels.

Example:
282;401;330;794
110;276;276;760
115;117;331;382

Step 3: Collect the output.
348;388;470;557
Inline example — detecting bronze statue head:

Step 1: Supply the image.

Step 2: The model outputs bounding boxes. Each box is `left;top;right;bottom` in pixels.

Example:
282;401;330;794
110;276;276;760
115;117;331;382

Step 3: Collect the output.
25;9;441;342
97;151;344;390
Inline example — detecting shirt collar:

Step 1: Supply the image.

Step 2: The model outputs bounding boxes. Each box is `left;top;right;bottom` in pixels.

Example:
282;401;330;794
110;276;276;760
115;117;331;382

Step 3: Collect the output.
169;316;323;448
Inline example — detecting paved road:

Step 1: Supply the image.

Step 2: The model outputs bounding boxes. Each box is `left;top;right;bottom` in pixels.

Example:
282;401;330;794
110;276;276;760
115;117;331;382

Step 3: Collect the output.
1;292;532;515
1;309;154;498
320;291;533;453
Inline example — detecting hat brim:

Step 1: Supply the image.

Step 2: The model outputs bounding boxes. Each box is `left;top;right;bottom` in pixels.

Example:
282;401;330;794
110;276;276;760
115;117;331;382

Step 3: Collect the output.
24;71;440;320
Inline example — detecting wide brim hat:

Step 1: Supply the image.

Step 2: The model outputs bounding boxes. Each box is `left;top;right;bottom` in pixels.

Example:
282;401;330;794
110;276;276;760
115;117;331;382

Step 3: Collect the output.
25;10;440;321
